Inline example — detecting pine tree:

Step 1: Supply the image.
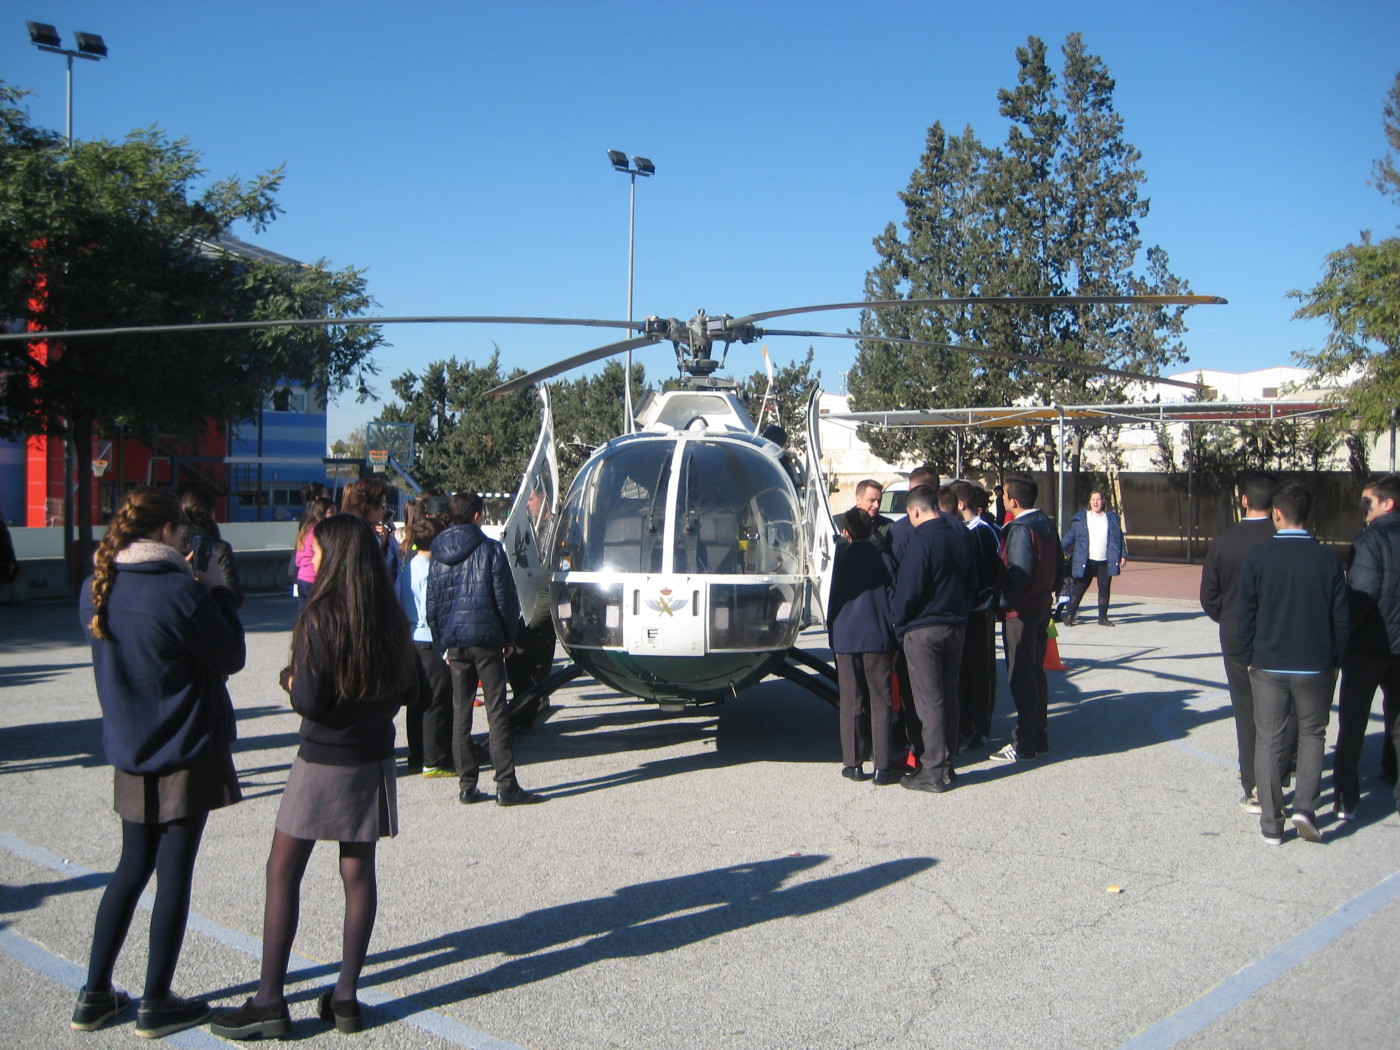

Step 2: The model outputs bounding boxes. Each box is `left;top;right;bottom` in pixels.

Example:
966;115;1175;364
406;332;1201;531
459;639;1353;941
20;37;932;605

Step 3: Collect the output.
852;36;1194;484
848;122;1006;472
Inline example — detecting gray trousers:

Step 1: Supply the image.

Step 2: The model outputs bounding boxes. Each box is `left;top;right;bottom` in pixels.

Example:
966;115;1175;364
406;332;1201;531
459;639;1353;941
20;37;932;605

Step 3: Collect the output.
1250;669;1335;835
902;624;964;781
1223;650;1295;797
836;651;895;771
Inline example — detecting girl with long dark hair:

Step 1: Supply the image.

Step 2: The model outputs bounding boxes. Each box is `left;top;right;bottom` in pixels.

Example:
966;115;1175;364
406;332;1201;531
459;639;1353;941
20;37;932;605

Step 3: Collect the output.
74;487;245;1038
212;513;419;1039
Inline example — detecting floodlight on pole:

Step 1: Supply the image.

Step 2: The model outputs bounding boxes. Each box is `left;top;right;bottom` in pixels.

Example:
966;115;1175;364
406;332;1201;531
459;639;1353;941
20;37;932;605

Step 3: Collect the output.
607;149;655;434
26;20;108;583
26;21;108;145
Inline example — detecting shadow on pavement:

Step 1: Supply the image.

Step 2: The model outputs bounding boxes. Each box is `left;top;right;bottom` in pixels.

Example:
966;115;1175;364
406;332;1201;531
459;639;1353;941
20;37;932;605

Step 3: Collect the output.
200;853;937;1007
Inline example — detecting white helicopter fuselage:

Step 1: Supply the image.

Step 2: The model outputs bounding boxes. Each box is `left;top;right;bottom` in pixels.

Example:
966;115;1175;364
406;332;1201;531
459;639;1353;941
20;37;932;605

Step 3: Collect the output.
500;385;834;704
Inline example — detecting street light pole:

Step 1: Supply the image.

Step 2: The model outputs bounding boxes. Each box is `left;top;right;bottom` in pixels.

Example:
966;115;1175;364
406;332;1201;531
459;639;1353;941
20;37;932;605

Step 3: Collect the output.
607;151;654;435
26;22;107;582
26;22;108;146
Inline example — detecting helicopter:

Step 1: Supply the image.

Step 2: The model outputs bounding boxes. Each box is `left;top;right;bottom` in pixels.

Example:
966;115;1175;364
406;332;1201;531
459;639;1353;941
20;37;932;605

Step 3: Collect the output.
469;295;1225;718
2;294;1226;715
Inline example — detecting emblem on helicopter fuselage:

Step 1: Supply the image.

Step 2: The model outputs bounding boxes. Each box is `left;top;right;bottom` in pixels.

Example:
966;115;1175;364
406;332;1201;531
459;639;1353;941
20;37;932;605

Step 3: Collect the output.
644;587;688;616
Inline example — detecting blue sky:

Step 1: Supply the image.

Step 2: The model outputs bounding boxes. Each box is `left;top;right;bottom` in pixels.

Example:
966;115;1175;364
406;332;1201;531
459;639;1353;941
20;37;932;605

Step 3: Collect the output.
4;1;1398;441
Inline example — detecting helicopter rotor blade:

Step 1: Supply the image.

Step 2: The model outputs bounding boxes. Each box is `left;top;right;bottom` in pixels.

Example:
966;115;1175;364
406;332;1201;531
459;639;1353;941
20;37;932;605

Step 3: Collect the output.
733;294;1227;327
757;328;1201;391
485;335;660;396
0;315;641;344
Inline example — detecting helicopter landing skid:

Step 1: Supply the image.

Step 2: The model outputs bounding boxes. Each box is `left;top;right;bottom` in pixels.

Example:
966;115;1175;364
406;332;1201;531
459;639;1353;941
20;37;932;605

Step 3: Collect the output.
508;661;586;732
774;648;840;708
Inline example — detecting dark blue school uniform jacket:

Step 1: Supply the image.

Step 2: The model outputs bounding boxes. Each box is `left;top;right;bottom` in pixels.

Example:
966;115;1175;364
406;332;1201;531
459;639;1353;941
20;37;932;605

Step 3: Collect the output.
827;540;897;654
79;561;245;775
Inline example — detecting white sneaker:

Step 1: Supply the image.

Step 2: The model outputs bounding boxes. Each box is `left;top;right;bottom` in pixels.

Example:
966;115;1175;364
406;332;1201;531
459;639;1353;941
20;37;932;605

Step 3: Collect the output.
1261;831;1284;846
1239;791;1262;814
1291;812;1323;843
990;744;1020;763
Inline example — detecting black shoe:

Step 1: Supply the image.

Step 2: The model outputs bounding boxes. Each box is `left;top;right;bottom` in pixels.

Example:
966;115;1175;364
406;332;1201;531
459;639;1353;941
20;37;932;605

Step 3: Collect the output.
965;733;986;750
135;994;212;1040
1063;614;1076;627
900;771;949;794
872;768;904;786
496;785;545;806
459;785;482;804
841;765;872;782
71;986;131;1031
318;990;363;1034
209;997;292;1041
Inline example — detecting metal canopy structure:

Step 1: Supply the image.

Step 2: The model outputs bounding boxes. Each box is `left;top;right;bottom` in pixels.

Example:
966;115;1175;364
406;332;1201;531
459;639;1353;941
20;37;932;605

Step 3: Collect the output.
824;398;1340;525
827;399;1336;430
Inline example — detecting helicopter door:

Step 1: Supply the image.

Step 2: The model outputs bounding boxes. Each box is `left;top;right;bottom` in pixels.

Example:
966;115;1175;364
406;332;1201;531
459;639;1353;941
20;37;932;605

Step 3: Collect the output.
801;386;837;628
500;383;559;629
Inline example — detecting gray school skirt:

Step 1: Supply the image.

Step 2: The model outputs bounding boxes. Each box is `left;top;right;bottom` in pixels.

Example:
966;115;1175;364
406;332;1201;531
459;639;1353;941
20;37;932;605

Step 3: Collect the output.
113;746;242;825
275;756;398;842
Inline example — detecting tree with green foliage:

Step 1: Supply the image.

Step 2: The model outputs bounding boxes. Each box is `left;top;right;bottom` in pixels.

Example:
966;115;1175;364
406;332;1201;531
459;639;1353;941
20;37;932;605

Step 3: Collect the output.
1292;71;1400;437
380;351;540;493
849;123;1008;473
552;360;650;483
852;35;1193;483
0;82;383;556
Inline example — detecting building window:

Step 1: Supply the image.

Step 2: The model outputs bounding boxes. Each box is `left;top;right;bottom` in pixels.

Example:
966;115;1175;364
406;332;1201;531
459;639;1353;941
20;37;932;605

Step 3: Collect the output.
263;388;308;414
1261;387;1279;399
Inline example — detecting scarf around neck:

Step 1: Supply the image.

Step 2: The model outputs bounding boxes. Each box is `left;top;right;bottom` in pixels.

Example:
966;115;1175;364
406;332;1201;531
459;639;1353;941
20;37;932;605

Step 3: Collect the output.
113;538;193;576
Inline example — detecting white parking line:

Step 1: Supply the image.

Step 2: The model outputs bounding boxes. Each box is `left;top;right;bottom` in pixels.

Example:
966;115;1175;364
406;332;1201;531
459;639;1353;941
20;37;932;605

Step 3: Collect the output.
1119;869;1400;1047
0;831;528;1049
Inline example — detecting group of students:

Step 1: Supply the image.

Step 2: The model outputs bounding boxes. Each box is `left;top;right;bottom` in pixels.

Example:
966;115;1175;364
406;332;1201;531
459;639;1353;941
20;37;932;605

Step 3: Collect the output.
827;468;1071;792
69;477;535;1040
1201;471;1400;845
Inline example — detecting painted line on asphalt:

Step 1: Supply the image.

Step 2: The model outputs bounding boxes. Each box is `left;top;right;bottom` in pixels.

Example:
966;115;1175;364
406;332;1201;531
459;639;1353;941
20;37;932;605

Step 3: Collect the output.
0;926;225;1047
1119;870;1400;1049
1154;689;1238;769
0;831;528;1050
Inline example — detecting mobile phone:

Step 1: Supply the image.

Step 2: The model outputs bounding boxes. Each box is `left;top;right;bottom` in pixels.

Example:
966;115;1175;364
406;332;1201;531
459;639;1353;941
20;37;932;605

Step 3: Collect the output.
192;534;213;573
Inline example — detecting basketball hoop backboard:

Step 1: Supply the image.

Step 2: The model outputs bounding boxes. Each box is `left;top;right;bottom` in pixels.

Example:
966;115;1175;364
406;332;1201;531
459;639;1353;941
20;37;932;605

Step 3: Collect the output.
364;422;414;467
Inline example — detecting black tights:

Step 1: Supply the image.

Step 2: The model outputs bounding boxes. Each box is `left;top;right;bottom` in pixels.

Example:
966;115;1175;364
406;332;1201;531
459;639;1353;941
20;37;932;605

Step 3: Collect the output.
85;814;208;998
253;830;377;1007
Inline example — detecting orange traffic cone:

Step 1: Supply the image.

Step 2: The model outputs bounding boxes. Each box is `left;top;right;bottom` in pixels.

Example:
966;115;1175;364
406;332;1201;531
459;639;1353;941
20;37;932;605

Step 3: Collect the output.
1044;624;1067;671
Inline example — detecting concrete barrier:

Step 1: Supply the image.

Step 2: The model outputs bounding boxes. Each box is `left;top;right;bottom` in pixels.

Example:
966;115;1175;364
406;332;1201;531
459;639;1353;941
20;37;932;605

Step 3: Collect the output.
0;548;295;606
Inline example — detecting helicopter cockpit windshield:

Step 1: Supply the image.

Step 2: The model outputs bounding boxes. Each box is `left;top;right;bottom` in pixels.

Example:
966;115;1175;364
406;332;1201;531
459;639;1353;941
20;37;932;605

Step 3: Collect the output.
552;435;801;577
673;441;799;576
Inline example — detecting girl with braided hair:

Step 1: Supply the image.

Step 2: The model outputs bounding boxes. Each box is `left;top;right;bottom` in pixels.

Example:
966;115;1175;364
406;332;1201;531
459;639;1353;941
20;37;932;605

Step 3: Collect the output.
73;486;245;1038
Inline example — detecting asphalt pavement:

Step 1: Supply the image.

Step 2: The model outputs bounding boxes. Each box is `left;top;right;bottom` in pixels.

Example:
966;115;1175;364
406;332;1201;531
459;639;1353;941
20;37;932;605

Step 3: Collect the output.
2;585;1397;1050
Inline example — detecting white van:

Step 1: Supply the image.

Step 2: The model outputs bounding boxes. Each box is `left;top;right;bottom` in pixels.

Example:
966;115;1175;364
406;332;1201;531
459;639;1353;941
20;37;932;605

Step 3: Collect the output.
877;480;911;521
878;478;989;522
